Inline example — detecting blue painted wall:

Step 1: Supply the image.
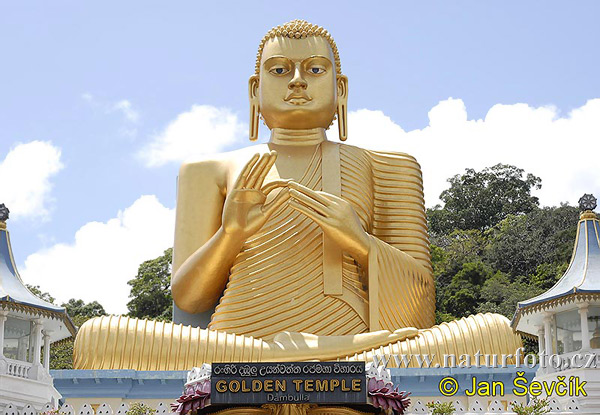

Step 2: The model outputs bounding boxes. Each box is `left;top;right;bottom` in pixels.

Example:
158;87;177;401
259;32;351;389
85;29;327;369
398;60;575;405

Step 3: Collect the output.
52;366;537;399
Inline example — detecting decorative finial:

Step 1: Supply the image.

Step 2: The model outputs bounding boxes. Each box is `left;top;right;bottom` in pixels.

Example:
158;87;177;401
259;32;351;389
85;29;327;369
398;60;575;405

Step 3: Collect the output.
579;194;597;220
579;194;597;211
0;204;9;229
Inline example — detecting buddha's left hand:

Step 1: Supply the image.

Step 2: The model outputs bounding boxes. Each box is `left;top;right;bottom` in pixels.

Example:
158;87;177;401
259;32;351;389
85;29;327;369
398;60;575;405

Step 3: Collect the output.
288;181;370;267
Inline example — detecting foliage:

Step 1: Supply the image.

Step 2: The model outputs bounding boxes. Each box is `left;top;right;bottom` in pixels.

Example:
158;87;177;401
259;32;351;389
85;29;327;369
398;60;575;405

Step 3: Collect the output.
127;403;157;415
476;273;543;317
438;261;491;318
484;205;578;278
127;248;173;321
62;298;107;326
511;398;550;415
26;284;55;304
426;401;455;415
429;163;577;354
428;164;541;234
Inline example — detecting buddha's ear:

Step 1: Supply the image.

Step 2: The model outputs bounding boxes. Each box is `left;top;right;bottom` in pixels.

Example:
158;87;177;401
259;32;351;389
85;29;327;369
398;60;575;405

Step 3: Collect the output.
248;75;260;142
336;75;348;142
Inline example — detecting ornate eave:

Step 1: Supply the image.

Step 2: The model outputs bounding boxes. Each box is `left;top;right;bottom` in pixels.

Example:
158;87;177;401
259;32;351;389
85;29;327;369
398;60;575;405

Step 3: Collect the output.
0;300;77;338
512;292;600;335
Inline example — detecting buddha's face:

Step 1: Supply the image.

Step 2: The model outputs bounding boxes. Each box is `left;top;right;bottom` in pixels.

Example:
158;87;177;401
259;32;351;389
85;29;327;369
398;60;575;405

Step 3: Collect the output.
255;36;340;130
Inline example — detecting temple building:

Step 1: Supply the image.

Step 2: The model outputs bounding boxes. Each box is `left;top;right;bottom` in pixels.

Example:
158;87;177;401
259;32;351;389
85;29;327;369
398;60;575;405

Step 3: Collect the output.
512;193;600;413
0;204;76;409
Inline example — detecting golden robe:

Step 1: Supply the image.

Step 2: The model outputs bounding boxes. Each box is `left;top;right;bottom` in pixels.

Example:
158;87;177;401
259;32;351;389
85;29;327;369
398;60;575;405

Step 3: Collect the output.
208;141;434;338
74;142;521;370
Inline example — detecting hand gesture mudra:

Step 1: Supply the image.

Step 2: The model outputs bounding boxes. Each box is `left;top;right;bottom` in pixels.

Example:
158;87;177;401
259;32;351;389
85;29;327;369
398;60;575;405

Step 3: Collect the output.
222;151;289;240
288;181;370;265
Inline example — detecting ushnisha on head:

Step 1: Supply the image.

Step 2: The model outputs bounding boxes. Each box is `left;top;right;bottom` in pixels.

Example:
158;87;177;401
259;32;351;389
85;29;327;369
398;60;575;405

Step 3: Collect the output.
249;20;348;142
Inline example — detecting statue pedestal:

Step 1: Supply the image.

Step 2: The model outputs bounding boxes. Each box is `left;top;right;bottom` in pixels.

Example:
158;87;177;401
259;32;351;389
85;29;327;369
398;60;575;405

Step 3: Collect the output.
176;363;405;415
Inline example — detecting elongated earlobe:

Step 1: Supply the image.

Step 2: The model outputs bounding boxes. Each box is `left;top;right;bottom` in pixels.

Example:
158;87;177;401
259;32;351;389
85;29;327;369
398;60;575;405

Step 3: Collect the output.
337;75;348;141
248;75;260;141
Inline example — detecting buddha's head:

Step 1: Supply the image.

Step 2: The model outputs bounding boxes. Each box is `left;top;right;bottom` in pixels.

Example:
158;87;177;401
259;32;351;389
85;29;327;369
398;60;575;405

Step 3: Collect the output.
249;20;348;141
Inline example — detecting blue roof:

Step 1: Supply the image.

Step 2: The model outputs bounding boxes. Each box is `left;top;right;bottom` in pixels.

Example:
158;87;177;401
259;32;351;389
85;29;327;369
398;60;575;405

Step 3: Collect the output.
517;214;600;309
0;228;75;327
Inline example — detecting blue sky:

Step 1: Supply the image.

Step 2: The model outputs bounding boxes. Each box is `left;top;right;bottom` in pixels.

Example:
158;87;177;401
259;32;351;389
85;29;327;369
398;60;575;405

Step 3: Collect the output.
1;1;599;312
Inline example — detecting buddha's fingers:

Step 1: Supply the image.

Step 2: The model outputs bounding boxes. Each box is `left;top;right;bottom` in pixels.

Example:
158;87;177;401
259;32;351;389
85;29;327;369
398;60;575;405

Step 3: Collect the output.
233;153;260;189
254;151;277;189
246;152;273;189
261;179;290;195
290;189;329;215
289;181;333;205
289;200;327;226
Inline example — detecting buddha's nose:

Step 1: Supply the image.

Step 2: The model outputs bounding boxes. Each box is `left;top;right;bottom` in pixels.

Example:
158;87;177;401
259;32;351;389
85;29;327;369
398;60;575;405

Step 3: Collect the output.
288;63;307;90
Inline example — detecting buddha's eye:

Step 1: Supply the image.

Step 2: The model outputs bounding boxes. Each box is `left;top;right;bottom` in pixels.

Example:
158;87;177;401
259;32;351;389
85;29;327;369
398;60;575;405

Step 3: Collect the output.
269;66;289;75
309;67;325;75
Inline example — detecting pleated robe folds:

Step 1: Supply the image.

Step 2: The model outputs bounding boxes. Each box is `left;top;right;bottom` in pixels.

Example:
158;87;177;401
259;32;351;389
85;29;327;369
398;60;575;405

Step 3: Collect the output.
208;141;435;339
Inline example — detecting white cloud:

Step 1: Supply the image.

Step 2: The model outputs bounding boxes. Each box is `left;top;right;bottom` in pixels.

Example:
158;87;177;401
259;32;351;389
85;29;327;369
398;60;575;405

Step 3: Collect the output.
113;99;140;122
329;98;600;207
82;93;140;133
0;141;63;221
20;195;175;314
139;105;246;167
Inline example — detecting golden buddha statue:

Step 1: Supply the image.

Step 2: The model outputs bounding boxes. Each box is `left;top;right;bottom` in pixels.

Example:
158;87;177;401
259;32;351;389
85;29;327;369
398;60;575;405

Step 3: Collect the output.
74;20;521;371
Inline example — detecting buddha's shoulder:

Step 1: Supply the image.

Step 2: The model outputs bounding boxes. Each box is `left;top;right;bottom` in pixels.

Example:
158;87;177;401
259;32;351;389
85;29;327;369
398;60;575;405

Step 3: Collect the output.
178;144;270;183
337;142;421;168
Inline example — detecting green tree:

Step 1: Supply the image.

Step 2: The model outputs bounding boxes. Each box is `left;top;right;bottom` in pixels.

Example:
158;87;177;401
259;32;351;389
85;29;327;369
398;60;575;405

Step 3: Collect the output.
438;261;491;319
127;248;173;321
63;298;106;324
429;164;579;330
530;262;569;291
26;284;55;304
485;205;578;278
476;272;543;317
428;164;541;234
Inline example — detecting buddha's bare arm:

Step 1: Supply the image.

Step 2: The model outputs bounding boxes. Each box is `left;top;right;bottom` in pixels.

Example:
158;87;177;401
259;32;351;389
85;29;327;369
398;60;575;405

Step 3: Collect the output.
172;152;288;313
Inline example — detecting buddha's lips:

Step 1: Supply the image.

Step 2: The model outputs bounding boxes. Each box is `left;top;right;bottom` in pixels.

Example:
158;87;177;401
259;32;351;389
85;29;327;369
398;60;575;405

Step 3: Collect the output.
284;92;312;105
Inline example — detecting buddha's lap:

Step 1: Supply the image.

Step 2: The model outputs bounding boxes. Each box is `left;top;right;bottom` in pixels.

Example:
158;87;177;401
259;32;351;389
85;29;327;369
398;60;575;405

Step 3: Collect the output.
73;312;521;370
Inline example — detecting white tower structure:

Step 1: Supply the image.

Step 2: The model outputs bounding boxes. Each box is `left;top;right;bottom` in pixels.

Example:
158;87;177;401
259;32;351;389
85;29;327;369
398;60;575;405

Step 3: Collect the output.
0;204;76;409
512;194;600;412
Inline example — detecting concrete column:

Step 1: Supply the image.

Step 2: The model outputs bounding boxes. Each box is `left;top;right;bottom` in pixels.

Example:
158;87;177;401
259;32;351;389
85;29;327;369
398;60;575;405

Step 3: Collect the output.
42;331;52;371
0;310;7;358
579;305;591;350
32;319;43;365
544;315;553;355
537;326;545;355
28;330;34;362
18;337;27;360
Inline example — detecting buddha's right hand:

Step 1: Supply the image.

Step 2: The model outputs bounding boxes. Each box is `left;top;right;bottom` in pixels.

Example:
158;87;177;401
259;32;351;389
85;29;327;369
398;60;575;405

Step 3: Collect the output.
222;151;289;240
